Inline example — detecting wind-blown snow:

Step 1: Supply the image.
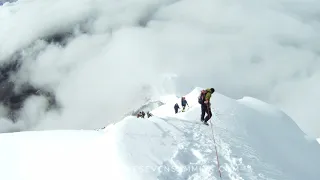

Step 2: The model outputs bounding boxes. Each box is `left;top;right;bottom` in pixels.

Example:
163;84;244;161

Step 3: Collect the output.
1;0;320;137
1;88;319;180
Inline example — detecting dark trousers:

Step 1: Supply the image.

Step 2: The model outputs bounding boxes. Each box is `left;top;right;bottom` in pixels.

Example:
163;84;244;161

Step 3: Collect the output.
174;108;179;114
201;103;212;122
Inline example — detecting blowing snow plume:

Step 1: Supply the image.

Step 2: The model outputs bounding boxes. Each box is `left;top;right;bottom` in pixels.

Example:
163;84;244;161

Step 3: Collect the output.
1;0;320;136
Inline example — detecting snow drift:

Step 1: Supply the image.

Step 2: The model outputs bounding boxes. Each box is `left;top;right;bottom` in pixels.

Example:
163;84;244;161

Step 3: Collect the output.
1;88;319;180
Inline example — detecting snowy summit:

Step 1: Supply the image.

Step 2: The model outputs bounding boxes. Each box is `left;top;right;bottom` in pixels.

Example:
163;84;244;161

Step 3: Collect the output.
1;87;320;180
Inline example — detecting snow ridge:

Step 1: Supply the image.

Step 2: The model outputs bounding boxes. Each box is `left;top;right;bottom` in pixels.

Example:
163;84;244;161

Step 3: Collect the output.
1;87;320;180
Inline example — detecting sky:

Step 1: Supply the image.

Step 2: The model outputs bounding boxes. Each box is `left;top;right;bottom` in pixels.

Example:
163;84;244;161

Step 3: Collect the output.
0;0;320;137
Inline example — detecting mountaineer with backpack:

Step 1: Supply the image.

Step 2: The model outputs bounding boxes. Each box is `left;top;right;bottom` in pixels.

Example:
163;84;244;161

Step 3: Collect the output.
198;88;215;125
181;97;189;112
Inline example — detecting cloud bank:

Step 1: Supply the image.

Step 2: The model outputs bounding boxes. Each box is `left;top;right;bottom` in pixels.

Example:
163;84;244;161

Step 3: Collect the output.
0;0;319;137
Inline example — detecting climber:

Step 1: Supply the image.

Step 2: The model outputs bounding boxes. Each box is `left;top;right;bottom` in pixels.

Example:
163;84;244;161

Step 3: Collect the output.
181;97;189;112
198;88;215;125
174;103;180;114
137;111;145;118
137;112;142;118
147;111;153;118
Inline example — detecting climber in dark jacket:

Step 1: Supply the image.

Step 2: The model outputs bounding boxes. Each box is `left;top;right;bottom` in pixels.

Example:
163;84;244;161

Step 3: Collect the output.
174;103;180;114
181;97;189;112
147;111;153;118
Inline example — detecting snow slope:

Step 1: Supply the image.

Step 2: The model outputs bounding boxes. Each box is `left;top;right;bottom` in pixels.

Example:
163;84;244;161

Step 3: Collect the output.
1;87;320;180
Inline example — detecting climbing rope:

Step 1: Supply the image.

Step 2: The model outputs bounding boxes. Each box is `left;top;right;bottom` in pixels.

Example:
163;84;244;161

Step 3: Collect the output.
209;107;222;179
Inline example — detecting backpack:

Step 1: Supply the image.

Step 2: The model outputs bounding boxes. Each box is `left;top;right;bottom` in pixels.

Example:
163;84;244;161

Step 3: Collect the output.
198;90;206;104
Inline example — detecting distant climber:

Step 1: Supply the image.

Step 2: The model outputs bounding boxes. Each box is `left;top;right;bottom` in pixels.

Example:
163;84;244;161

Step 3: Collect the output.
181;97;189;112
137;112;142;118
137;111;145;118
174;103;180;114
147;111;153;118
198;88;215;125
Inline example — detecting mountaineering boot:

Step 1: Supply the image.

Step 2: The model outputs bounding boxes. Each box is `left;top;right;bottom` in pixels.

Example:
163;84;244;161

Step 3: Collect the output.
203;121;209;126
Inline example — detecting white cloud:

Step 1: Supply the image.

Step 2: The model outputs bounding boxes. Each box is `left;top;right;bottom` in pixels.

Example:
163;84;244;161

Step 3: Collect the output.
0;0;320;136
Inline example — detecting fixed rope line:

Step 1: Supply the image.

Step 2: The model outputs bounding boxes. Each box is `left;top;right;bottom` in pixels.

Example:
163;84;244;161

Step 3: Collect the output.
208;106;222;179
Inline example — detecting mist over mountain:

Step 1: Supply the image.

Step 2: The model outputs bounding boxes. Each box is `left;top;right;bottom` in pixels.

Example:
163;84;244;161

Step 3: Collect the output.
0;0;320;138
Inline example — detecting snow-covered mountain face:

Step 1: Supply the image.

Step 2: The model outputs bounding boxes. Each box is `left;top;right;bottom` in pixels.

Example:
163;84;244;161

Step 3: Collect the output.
1;0;320;136
1;88;320;180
